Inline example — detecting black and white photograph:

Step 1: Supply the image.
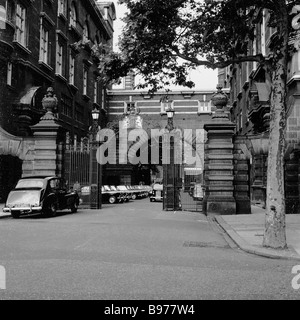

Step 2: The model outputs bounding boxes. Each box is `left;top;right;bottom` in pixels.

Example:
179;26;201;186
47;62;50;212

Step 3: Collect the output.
0;0;300;304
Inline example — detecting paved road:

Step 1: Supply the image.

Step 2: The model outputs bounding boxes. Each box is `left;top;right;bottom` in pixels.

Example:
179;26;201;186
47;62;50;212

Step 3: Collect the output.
0;199;300;300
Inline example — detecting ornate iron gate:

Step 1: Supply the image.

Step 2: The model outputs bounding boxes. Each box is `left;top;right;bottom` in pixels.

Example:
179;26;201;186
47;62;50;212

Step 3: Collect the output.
162;135;204;212
63;136;91;208
180;167;203;212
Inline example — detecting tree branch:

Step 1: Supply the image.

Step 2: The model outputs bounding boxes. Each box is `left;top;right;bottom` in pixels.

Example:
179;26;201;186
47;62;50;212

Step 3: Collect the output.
173;49;265;69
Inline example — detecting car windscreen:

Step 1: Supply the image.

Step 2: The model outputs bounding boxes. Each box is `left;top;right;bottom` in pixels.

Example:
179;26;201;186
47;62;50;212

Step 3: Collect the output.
15;179;44;189
6;190;41;206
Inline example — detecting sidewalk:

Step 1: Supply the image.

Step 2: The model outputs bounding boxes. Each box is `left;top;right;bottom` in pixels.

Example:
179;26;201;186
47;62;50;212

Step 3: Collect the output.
215;206;300;261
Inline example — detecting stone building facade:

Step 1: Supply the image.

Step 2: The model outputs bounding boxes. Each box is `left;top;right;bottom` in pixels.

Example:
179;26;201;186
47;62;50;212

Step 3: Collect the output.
0;0;115;202
219;8;300;213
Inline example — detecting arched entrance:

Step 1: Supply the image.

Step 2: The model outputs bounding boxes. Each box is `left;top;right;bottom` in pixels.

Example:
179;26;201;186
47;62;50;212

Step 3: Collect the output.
0;155;22;203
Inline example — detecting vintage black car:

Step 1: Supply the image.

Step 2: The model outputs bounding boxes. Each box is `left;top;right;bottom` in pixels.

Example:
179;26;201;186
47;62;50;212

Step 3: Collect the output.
3;176;80;218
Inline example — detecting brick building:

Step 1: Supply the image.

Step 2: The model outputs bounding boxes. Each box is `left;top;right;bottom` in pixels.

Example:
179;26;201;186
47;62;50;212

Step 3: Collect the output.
0;0;115;202
106;74;217;189
219;8;300;213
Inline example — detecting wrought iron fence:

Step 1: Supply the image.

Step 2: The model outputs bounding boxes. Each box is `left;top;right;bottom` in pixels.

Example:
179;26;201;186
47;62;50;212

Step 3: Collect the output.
63;137;91;208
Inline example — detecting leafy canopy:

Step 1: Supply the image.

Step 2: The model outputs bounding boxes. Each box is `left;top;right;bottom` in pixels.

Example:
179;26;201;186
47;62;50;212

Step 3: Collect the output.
101;0;298;92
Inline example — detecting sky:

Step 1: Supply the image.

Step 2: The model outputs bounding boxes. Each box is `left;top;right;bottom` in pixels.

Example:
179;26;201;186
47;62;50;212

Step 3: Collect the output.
111;0;218;91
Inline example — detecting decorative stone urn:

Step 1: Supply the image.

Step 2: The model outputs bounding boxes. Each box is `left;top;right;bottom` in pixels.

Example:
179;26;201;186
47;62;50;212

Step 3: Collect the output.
211;84;229;120
41;87;58;120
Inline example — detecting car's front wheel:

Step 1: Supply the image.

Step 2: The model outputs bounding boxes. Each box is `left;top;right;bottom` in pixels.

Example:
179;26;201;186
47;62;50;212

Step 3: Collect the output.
46;203;57;217
109;195;116;204
70;200;79;213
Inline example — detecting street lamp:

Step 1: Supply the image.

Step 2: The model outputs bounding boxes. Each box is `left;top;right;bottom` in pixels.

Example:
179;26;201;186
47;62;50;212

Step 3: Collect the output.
91;107;100;122
161;95;174;131
90;107;100;138
161;94;180;211
89;107;101;209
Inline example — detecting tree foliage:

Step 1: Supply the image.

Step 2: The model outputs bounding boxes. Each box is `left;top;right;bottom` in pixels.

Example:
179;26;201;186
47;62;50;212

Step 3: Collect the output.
100;0;298;92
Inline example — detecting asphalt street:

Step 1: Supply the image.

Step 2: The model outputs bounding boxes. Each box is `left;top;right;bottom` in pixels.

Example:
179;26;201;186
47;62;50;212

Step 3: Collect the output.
0;199;300;300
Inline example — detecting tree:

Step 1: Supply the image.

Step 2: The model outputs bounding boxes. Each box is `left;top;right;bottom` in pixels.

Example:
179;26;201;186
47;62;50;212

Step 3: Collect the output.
101;0;300;249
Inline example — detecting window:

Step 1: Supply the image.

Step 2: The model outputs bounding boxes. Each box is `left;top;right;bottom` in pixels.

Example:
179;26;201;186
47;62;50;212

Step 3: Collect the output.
75;103;84;123
58;0;66;17
83;69;88;95
7;62;12;86
93;81;98;103
56;42;63;75
70;2;77;28
5;1;15;24
239;112;243;131
61;93;72;117
69;54;75;85
0;5;6;29
260;10;266;56
15;3;26;46
39;26;49;64
56;32;67;77
83;22;89;43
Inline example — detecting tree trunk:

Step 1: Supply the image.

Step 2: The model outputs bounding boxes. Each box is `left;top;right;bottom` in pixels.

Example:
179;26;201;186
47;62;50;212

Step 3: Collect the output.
263;55;287;249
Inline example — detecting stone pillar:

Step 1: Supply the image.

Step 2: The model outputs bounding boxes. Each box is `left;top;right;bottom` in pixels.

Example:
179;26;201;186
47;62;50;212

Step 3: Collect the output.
203;85;236;215
29;88;64;177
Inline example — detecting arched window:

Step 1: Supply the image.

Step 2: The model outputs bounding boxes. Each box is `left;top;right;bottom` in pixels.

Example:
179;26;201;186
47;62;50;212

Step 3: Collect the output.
70;2;77;28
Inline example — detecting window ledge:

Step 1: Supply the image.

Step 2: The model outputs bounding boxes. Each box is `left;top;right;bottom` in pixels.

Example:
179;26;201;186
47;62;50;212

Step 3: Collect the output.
68;83;78;92
58;13;67;23
39;61;54;72
6;84;15;91
13;41;31;55
55;73;67;83
82;94;91;102
93;102;101;109
69;25;82;40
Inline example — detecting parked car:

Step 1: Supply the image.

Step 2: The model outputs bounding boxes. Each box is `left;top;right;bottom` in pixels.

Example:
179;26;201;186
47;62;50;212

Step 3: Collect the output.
102;185;124;204
189;183;204;201
125;185;141;200
149;183;163;202
139;185;151;198
132;185;150;199
116;185;133;202
3;176;80;218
